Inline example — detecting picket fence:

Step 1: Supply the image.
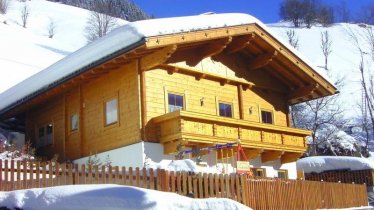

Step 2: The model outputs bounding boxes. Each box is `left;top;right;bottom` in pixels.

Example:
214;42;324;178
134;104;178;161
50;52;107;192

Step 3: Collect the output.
0;160;369;210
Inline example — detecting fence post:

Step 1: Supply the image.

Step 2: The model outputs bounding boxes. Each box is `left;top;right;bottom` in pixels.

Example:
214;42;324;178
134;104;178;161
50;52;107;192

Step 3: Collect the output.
159;169;169;192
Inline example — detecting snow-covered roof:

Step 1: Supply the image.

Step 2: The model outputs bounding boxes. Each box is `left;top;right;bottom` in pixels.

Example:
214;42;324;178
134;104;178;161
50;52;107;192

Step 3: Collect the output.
296;156;374;173
0;13;333;116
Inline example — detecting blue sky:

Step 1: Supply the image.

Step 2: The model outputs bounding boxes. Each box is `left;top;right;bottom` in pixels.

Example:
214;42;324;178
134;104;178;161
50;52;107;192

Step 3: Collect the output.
132;0;373;23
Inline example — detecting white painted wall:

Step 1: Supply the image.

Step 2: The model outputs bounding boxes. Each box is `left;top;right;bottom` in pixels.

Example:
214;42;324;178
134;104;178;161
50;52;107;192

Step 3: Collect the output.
74;141;298;179
73;142;145;168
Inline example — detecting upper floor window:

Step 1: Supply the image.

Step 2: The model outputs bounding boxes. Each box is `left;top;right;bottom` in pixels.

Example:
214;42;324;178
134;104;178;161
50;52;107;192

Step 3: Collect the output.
219;102;233;118
261;110;273;124
71;113;78;131
105;98;118;125
277;170;288;179
168;93;184;112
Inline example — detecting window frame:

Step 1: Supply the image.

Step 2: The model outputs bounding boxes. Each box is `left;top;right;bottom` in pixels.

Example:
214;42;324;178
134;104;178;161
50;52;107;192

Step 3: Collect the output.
167;92;185;113
104;97;119;126
251;168;267;178
218;101;233;118
37;126;45;148
277;169;288;179
70;112;79;132
36;123;54;148
261;109;274;124
46;123;54;145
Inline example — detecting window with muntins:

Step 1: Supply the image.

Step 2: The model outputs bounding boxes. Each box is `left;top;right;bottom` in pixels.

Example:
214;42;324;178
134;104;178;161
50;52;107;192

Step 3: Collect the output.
168;93;184;112
105;98;118;125
219;102;233;118
261;110;273;124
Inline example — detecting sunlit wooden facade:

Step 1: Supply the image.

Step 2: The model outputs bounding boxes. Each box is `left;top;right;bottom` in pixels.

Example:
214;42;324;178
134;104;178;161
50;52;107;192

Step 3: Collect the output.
1;22;336;165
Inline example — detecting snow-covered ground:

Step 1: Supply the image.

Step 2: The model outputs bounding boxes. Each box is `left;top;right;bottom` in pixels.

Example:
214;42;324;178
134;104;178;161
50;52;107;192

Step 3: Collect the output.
0;184;251;210
296;156;374;173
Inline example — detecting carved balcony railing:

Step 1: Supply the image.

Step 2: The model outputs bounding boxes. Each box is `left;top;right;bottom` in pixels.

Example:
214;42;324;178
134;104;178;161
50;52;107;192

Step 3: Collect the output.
151;110;311;160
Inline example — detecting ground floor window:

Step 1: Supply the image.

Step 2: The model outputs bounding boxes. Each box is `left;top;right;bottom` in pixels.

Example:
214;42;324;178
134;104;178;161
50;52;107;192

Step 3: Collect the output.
105;98;118;125
277;169;288;179
71;113;78;131
252;168;266;177
37;123;53;147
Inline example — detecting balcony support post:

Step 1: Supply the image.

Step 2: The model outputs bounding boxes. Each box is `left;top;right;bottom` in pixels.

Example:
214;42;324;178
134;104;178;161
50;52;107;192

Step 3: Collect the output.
237;84;244;120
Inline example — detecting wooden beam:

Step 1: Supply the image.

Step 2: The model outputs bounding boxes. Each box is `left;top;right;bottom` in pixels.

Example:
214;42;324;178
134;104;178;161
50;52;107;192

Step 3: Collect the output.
244;148;263;160
186;37;232;66
264;68;294;90
281;152;302;164
163;140;184;154
139;59;147;141
224;33;255;54
261;150;283;163
248;50;278;71
238;84;244;120
141;45;177;71
288;83;318;100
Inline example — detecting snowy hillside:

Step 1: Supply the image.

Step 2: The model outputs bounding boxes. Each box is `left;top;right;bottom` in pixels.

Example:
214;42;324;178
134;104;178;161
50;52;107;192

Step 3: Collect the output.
0;0;126;93
269;23;366;118
269;23;374;152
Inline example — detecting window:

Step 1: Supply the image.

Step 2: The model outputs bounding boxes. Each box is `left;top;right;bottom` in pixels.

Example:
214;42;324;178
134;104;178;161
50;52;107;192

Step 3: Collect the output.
219;102;233;118
71;113;78;131
278;170;288;179
38;127;45;147
261;110;273;124
46;124;53;145
105;98;118;125
252;168;266;177
168;93;184;112
37;124;53;147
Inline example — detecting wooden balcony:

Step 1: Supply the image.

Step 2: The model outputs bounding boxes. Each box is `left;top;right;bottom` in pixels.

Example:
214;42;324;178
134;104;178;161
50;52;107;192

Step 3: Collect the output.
151;110;311;163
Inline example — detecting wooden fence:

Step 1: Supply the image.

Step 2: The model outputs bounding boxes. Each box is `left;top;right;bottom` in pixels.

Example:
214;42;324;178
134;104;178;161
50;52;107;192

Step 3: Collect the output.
305;169;374;186
0;160;369;210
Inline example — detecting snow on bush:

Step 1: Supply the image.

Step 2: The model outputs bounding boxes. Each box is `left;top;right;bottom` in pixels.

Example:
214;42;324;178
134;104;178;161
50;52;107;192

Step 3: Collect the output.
297;156;374;173
0;184;252;210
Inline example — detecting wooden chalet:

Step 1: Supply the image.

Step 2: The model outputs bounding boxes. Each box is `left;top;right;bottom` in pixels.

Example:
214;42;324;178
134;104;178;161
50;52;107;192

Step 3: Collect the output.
0;14;337;177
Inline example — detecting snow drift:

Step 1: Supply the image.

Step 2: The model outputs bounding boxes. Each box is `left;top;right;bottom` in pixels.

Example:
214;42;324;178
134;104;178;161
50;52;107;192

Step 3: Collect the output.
0;184;251;210
296;156;374;173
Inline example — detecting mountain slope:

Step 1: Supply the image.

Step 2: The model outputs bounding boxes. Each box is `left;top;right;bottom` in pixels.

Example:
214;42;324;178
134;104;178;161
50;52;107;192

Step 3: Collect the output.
0;0;126;93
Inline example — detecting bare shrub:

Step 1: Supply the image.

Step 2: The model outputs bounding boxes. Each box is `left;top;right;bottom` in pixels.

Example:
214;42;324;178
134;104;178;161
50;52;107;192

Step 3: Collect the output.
20;4;30;28
47;18;56;38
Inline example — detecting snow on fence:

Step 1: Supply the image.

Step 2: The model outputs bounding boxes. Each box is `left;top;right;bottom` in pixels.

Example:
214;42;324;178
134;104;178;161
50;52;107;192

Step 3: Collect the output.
0;160;369;210
304;169;374;186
